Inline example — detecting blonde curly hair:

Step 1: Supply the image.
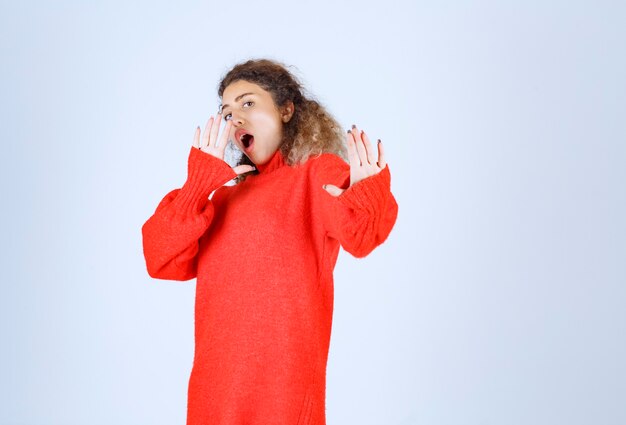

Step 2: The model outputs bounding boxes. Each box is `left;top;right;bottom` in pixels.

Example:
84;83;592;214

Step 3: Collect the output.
217;58;348;184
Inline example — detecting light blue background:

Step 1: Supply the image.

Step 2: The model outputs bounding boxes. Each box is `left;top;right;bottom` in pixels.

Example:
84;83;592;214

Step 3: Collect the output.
1;1;625;424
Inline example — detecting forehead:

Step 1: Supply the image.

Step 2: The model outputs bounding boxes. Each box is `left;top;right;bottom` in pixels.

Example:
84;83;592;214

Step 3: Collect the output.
222;80;270;101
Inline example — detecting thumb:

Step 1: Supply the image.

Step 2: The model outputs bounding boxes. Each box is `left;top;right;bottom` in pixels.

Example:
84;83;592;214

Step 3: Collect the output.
233;164;256;175
323;184;344;197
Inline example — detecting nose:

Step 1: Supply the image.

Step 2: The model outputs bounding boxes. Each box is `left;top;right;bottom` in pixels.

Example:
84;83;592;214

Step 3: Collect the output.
229;111;245;127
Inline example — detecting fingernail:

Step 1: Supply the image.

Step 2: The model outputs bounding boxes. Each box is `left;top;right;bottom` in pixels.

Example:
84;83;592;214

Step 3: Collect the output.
351;124;356;129
322;184;327;190
378;139;381;144
347;129;351;133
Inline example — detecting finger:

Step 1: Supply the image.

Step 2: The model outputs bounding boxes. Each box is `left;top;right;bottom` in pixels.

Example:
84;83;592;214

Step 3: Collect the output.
193;126;200;149
346;130;360;167
233;164;256;175
350;124;365;165
202;116;214;149
360;130;377;165
218;120;232;152
353;128;368;166
323;184;344;197
208;112;222;147
377;139;386;169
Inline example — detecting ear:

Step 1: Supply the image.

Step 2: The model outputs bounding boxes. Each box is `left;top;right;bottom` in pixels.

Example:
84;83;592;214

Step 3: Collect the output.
281;101;295;123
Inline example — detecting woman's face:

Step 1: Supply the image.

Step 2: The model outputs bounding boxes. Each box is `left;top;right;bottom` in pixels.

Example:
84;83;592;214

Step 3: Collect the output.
220;80;293;165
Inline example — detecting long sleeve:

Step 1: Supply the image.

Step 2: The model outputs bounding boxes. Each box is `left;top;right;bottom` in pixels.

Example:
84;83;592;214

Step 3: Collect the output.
141;146;237;280
311;153;399;258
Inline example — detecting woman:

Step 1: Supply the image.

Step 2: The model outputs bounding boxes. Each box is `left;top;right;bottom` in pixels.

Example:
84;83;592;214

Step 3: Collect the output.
142;58;398;424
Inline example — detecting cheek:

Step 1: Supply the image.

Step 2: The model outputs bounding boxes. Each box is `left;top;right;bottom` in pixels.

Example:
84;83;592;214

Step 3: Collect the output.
251;110;280;127
262;115;284;137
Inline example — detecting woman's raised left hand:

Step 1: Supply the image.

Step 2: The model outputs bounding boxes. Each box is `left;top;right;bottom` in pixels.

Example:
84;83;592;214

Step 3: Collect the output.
323;124;386;197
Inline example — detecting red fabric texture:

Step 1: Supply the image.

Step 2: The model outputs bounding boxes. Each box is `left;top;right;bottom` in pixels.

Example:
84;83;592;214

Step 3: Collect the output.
142;146;398;424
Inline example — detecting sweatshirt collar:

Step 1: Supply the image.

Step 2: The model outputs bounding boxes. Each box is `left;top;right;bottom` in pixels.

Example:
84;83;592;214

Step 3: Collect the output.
255;149;287;174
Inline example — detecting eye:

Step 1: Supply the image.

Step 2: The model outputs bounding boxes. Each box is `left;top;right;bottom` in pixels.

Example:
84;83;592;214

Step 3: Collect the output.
223;101;253;121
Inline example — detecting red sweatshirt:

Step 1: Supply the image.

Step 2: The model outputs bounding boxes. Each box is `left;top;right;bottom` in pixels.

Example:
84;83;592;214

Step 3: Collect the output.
142;146;398;425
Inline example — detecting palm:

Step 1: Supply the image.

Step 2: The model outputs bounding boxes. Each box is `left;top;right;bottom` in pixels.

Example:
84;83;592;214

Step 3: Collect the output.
192;112;255;176
324;124;386;197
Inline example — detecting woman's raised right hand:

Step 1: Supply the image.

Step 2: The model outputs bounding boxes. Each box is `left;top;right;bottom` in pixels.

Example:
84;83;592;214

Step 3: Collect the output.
192;112;256;176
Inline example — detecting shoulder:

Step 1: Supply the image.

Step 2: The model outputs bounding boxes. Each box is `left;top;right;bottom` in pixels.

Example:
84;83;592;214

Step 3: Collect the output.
302;152;350;188
303;152;348;176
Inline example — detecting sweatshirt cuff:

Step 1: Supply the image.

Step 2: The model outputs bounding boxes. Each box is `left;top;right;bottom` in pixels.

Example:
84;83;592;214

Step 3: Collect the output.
337;165;392;214
176;146;237;214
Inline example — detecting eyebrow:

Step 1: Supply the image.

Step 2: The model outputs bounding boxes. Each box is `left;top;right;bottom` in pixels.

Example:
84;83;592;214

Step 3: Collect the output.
219;92;255;112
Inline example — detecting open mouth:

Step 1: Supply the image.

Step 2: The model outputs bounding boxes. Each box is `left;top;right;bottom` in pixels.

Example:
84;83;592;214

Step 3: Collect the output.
241;133;254;149
235;129;255;152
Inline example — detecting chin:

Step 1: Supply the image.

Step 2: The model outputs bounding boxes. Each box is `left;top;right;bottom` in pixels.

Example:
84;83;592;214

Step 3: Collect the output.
252;156;266;166
250;151;272;165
